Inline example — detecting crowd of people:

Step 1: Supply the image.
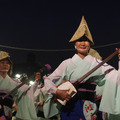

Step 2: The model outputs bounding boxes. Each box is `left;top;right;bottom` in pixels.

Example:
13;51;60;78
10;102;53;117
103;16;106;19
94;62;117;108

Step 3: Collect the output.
0;16;120;120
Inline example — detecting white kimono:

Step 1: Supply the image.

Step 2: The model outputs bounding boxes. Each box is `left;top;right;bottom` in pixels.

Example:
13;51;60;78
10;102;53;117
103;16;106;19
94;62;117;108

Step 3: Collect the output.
44;54;120;118
0;75;38;120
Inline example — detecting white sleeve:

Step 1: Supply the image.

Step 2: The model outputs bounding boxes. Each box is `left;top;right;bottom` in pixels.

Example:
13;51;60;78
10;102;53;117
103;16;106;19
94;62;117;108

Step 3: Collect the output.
119;61;120;72
44;59;70;94
117;61;120;84
100;60;120;84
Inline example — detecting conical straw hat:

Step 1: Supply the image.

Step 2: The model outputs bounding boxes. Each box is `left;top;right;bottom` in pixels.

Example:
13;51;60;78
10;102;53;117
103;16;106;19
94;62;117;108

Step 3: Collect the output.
69;16;94;45
89;48;102;60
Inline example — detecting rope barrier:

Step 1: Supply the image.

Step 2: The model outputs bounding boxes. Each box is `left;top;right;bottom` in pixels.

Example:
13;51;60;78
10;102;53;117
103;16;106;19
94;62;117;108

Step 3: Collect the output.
92;42;120;49
0;42;120;52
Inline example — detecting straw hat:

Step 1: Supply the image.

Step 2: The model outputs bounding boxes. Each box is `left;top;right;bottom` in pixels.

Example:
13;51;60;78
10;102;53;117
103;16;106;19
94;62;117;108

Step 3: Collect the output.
69;16;94;45
0;51;12;64
89;48;102;60
0;51;13;75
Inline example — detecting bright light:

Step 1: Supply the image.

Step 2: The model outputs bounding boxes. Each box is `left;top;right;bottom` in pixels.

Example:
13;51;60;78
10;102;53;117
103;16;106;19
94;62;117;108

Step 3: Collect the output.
15;74;21;78
29;81;34;86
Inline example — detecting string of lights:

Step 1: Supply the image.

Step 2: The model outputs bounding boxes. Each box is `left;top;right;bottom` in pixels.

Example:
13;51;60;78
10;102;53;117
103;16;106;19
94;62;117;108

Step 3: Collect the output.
0;42;120;52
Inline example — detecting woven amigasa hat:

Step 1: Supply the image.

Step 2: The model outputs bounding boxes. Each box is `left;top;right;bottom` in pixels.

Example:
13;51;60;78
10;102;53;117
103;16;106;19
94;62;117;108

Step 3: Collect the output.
0;51;13;75
69;16;94;45
89;48;102;60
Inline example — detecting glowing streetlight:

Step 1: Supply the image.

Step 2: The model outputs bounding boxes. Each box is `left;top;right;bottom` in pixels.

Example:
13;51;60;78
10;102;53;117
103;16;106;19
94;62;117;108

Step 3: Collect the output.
15;74;21;78
29;81;34;86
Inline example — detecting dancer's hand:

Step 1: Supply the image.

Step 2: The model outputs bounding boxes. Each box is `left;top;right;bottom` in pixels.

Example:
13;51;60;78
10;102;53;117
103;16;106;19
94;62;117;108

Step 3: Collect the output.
56;89;71;101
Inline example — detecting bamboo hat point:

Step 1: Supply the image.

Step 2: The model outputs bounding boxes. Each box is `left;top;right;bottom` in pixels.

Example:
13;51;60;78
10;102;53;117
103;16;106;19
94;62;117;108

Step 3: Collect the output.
69;16;94;45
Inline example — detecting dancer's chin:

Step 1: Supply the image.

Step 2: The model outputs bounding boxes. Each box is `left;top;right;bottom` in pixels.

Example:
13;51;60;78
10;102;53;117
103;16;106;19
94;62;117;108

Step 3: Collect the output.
0;70;9;72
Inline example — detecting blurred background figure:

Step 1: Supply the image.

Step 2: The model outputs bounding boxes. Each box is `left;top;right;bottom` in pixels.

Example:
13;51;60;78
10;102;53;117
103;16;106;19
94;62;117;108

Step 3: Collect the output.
42;64;52;80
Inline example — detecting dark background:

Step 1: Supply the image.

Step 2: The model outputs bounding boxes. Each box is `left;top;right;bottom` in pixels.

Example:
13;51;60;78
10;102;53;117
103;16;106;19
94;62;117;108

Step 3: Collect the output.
0;1;120;77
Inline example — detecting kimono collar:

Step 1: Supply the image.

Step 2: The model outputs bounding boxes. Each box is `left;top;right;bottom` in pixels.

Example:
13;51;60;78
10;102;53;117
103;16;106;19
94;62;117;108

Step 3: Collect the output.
0;74;9;79
72;54;93;62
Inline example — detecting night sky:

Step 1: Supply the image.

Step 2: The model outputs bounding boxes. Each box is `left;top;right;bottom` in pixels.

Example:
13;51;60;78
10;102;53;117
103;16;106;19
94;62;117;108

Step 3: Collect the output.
0;1;120;75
